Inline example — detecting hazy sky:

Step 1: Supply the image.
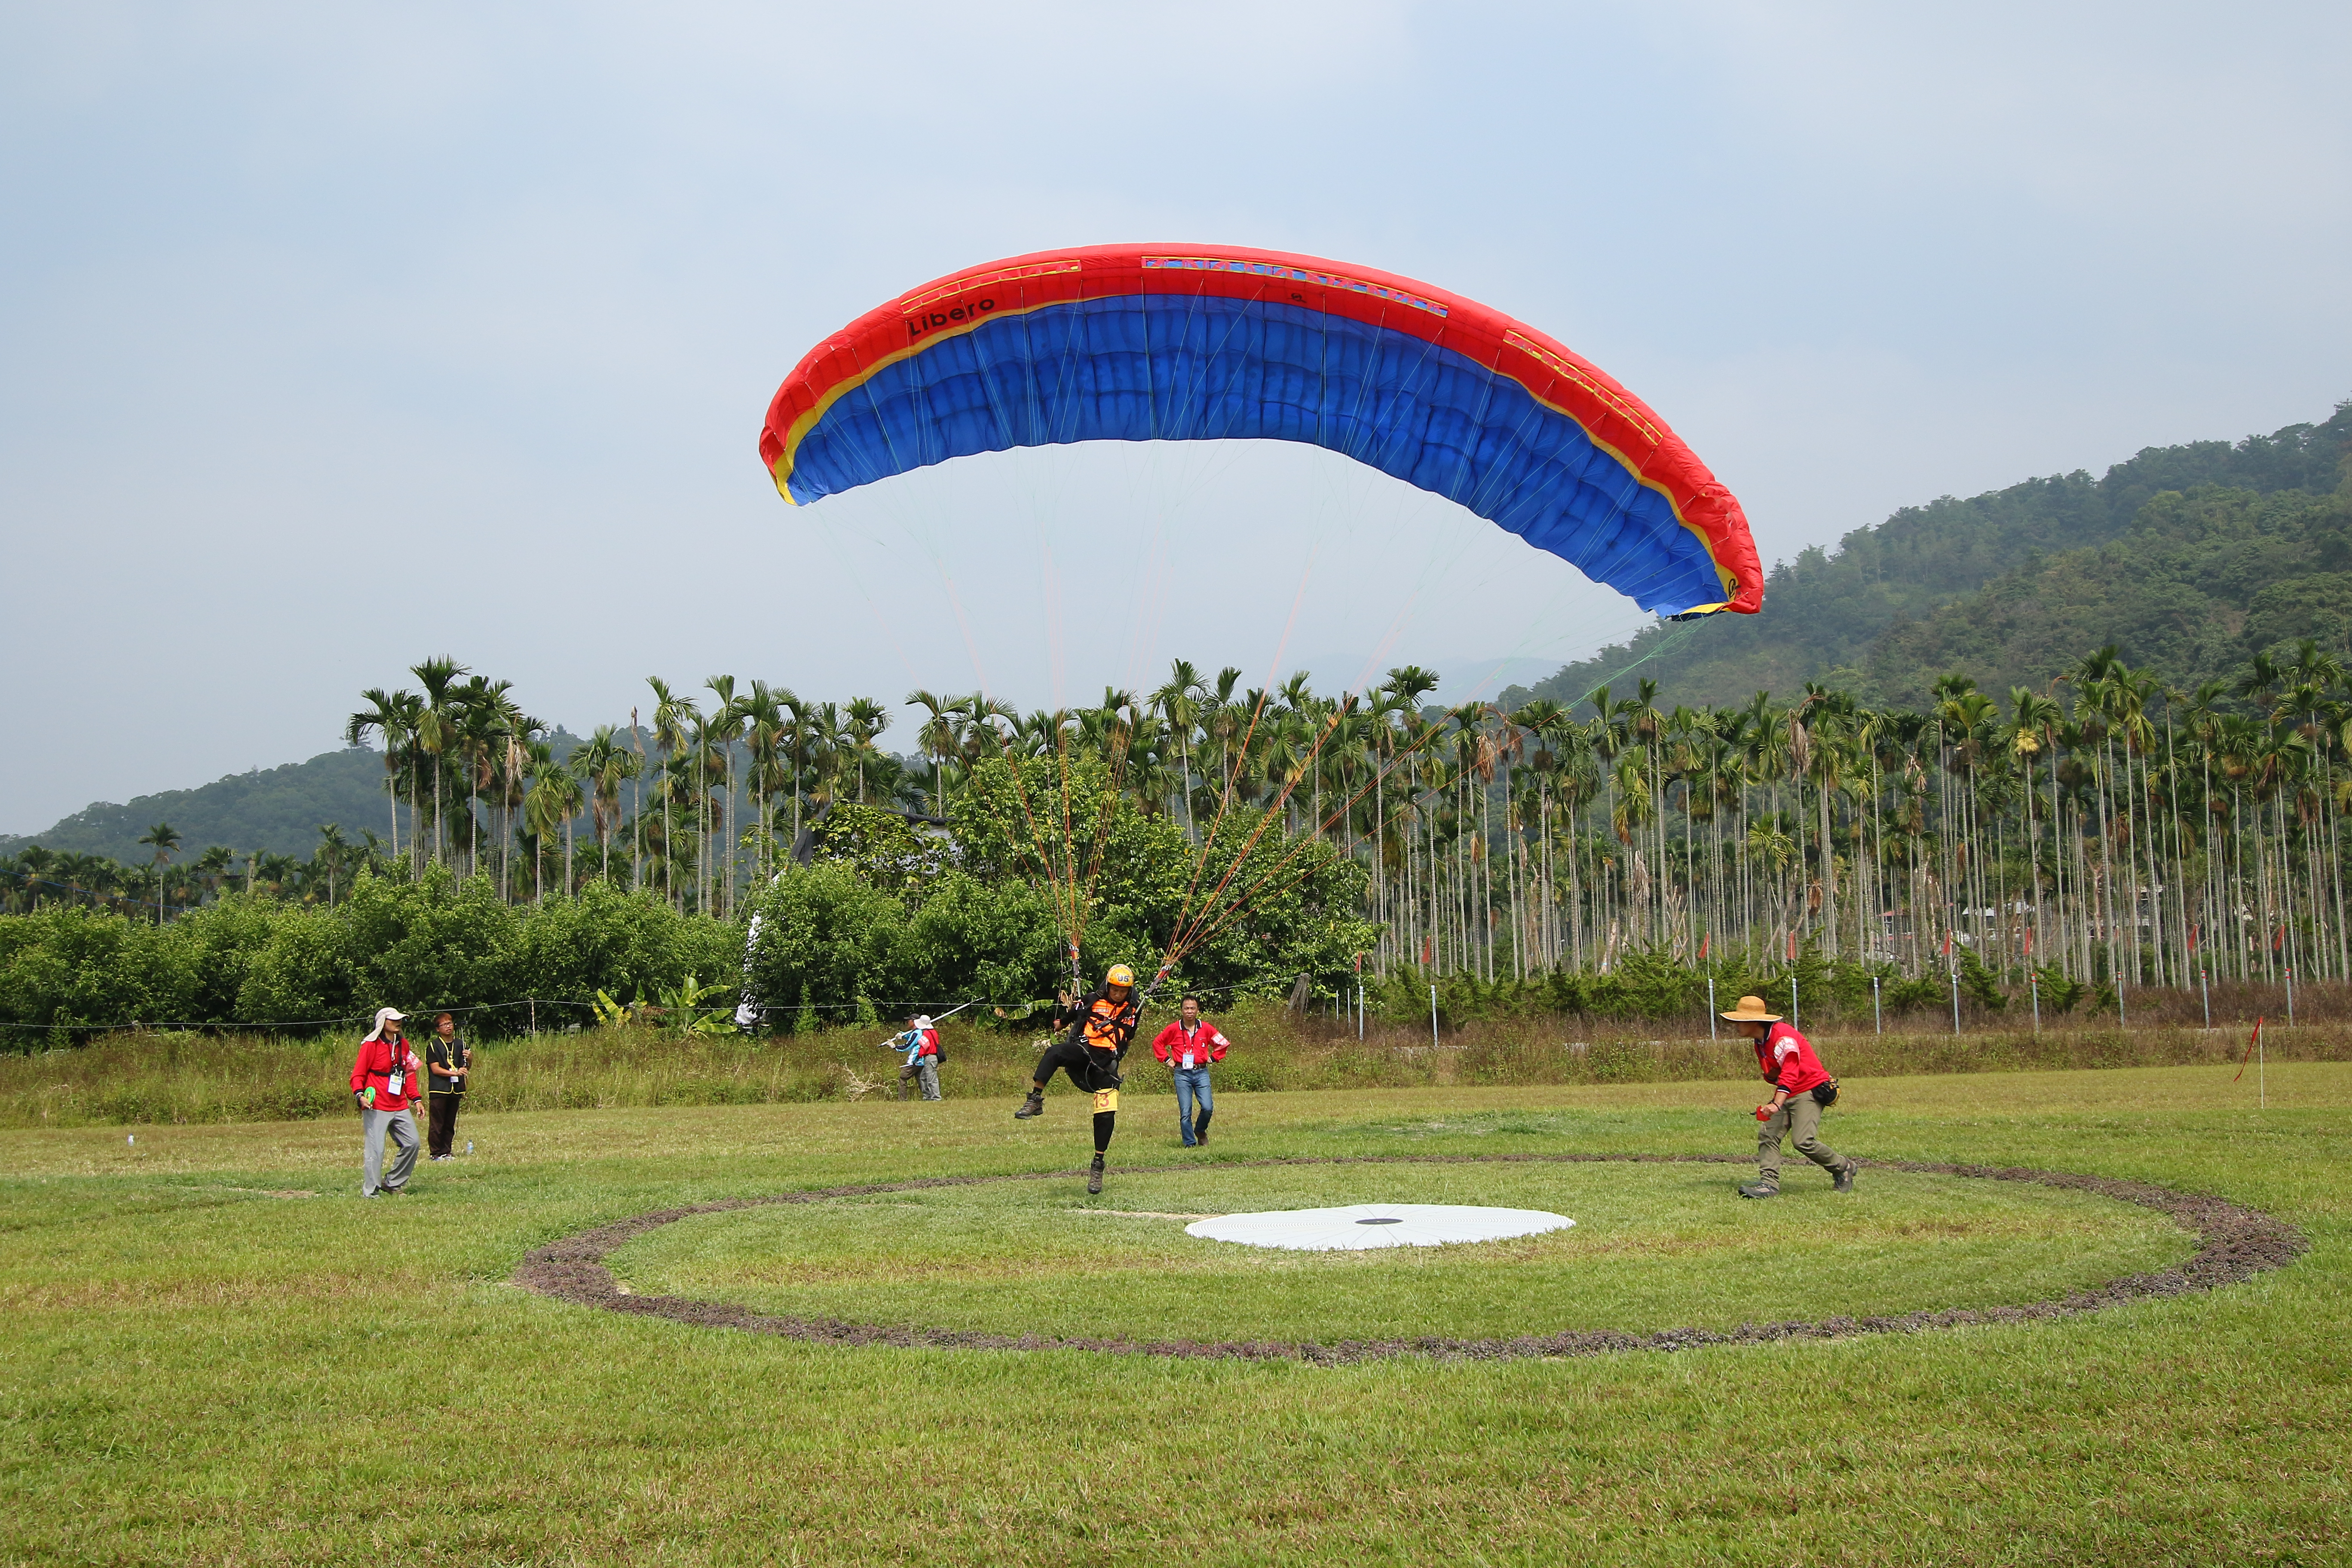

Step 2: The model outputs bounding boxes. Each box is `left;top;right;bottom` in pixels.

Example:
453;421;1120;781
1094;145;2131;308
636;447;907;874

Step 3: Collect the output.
3;1;2346;833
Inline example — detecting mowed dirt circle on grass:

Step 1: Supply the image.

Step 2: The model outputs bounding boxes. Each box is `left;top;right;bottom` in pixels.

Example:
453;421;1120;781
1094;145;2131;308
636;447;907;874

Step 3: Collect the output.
513;1153;2306;1364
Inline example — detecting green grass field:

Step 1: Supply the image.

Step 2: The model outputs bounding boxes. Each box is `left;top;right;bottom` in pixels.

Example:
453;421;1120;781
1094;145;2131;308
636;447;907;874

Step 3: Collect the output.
3;1065;2346;1564
611;1159;2191;1344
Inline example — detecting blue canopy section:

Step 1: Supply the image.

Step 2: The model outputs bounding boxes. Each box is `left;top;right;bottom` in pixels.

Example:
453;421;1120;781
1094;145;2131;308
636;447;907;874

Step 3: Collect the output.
789;296;1727;617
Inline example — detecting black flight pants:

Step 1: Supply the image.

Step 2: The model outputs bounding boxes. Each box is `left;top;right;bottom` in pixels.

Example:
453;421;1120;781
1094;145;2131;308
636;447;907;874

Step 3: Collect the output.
1031;1039;1120;1154
427;1093;462;1158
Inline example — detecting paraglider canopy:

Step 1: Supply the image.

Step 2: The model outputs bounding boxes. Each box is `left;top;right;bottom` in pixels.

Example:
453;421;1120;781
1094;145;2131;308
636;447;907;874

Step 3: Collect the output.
760;243;1762;619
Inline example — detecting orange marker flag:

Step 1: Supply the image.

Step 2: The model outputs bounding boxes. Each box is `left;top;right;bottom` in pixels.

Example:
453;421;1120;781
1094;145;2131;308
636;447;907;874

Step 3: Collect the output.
2234;1017;2264;1082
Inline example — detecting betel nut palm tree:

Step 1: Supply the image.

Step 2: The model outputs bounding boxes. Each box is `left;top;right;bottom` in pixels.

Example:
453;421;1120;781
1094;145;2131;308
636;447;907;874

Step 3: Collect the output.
136;821;180;924
906;689;958;815
843;696;891;805
522;745;581;902
347;687;416;857
407;657;468;870
704;675;748;916
569;726;639;882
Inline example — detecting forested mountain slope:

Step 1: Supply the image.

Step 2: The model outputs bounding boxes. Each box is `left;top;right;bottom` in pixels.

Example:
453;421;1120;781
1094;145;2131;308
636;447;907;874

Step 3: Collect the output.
0;750;402;864
1503;402;2352;713
1856;482;2350;700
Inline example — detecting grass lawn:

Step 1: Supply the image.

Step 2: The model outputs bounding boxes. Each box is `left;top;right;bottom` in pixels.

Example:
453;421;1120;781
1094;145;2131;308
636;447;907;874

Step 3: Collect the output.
611;1160;2191;1344
3;1064;2347;1565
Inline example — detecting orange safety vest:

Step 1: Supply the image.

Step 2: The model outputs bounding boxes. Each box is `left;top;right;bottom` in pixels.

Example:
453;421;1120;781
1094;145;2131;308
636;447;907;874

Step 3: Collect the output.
1077;991;1139;1054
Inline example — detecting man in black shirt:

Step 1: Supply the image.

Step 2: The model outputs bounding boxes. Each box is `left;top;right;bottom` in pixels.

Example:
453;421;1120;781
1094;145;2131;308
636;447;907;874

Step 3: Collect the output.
426;1012;472;1161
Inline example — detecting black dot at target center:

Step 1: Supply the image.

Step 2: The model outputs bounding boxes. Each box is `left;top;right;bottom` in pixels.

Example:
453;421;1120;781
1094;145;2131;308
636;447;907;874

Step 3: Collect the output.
1356;1217;1403;1225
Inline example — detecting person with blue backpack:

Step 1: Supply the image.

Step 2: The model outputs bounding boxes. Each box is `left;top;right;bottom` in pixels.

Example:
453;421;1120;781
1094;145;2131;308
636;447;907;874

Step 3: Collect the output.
889;1014;942;1101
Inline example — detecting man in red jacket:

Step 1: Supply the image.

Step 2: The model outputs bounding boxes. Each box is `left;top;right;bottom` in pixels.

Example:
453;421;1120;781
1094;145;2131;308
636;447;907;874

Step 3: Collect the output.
1721;994;1856;1199
1151;995;1228;1148
350;1007;423;1197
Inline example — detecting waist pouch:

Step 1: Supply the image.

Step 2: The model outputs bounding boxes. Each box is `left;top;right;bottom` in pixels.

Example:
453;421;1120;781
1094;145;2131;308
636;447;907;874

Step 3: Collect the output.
1811;1078;1840;1108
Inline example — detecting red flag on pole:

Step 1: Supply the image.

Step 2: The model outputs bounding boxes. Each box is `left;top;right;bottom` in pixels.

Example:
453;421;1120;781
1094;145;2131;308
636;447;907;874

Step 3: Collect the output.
1700;934;1710;961
1941;930;1953;958
2235;1017;2265;1081
2274;925;2285;953
1421;938;1432;965
2023;927;2034;956
1786;931;1797;961
2188;924;2199;953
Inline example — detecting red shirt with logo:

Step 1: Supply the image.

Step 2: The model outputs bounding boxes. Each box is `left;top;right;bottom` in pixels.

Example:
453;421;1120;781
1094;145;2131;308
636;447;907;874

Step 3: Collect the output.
351;1035;424;1112
1753;1021;1831;1096
1152;1020;1229;1068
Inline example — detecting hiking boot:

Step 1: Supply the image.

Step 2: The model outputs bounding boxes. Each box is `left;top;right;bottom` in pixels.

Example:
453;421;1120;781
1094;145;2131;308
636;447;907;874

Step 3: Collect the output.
1834;1164;1857;1194
1737;1181;1779;1200
1013;1089;1044;1120
1087;1155;1105;1195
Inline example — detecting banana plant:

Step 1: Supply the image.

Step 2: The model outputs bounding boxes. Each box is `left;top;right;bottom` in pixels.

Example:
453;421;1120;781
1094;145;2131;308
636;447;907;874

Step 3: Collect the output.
652;973;737;1037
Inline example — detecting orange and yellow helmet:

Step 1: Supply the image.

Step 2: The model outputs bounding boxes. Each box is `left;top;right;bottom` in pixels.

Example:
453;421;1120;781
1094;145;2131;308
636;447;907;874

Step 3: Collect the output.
1105;964;1136;989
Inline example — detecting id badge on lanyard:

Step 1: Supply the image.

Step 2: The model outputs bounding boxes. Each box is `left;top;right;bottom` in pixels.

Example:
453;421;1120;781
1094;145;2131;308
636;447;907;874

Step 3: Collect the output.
1181;1049;1195;1070
387;1047;404;1099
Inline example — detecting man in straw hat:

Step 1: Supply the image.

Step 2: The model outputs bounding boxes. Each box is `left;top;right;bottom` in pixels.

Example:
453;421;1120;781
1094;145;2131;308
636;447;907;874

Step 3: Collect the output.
350;1007;423;1197
1720;994;1857;1199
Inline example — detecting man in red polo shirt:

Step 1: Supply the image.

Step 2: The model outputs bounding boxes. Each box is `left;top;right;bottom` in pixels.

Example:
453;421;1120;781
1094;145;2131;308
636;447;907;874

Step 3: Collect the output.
1150;994;1228;1148
350;1007;423;1197
1721;994;1856;1199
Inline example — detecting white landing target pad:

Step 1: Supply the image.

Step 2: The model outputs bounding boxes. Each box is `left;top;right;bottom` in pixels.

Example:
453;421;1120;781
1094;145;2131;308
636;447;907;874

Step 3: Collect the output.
1184;1204;1574;1252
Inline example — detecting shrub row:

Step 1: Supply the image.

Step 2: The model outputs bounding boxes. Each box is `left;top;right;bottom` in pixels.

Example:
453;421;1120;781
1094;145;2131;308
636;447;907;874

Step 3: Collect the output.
0;872;740;1036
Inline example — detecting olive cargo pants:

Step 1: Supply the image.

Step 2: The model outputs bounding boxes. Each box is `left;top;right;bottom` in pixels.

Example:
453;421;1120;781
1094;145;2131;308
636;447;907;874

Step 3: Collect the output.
1758;1094;1852;1187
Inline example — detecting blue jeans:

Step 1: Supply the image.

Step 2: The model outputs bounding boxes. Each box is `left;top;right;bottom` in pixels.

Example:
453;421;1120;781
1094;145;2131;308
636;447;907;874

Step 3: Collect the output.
1173;1066;1213;1145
